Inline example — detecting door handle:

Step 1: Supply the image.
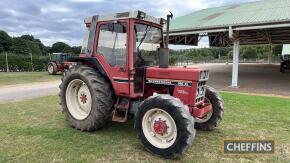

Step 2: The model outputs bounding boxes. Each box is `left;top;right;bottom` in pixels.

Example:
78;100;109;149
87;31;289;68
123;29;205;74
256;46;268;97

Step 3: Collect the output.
129;69;135;75
119;67;126;72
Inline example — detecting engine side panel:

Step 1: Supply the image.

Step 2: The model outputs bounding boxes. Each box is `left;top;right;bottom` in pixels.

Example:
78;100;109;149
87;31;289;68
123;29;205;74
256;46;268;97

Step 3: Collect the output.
146;67;202;82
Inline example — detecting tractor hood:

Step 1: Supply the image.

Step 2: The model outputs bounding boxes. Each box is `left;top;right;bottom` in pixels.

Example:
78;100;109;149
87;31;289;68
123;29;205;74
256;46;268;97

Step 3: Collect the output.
146;67;208;82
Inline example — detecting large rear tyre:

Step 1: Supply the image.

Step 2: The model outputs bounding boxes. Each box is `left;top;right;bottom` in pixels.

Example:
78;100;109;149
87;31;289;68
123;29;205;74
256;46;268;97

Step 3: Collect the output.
47;62;57;75
59;65;114;131
195;86;224;131
135;94;195;158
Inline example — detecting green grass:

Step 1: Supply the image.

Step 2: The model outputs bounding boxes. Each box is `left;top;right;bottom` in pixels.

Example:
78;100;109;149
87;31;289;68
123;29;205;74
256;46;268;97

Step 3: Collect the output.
0;72;60;86
0;93;289;162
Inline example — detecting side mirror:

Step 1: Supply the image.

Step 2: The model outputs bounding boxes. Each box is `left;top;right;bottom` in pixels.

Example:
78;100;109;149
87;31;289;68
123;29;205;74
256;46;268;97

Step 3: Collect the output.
108;22;114;32
159;48;169;68
108;22;126;33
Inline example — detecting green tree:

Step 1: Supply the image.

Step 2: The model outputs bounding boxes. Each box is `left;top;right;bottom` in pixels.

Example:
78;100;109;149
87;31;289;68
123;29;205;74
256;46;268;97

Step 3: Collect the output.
71;46;81;55
0;30;12;52
20;35;35;41
20;35;47;55
50;42;71;53
241;46;257;59
11;37;30;55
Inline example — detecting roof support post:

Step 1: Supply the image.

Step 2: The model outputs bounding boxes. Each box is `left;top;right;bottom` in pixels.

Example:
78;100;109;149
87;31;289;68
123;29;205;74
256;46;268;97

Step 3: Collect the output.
268;44;272;64
231;39;239;87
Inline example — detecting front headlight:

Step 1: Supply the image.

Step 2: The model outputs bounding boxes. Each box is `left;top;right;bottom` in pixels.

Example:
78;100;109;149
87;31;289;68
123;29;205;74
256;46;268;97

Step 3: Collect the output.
200;71;209;80
196;87;205;97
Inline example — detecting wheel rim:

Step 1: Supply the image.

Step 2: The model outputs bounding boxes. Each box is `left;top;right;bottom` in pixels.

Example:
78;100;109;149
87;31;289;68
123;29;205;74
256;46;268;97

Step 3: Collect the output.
195;98;213;123
142;108;177;149
65;79;92;120
48;64;53;73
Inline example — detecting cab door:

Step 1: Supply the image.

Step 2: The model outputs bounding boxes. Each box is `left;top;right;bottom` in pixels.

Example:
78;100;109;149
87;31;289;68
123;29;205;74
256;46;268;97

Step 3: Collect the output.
94;20;130;97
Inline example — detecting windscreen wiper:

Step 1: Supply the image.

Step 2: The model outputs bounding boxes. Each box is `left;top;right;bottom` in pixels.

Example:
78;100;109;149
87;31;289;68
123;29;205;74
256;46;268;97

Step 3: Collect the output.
137;25;151;51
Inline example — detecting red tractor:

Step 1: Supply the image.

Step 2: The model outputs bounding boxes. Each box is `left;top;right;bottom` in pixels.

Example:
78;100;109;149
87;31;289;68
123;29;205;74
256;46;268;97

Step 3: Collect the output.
47;53;73;75
59;11;224;158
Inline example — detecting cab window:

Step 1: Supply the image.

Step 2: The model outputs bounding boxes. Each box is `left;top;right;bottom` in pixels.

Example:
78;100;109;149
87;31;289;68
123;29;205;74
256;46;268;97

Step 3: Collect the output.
97;23;127;67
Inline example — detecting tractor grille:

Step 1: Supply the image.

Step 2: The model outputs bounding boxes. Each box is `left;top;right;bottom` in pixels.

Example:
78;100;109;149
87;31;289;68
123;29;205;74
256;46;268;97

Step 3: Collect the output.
195;81;206;103
195;70;209;104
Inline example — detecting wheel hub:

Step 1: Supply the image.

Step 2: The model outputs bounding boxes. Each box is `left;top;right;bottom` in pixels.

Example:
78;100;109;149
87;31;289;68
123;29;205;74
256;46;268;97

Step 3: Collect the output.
48;65;53;73
153;120;168;136
142;108;177;149
66;79;92;120
80;94;87;104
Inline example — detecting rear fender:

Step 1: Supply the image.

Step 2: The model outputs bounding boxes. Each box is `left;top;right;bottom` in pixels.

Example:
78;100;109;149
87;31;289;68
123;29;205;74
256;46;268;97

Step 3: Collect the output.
66;57;115;95
67;57;108;77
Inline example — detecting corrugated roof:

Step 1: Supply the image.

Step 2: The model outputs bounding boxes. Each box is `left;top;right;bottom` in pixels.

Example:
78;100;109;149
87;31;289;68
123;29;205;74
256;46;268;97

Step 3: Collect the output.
170;0;290;32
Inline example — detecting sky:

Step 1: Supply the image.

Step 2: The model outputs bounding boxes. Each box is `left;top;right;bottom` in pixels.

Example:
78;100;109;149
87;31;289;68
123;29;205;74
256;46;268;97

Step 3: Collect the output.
0;0;257;47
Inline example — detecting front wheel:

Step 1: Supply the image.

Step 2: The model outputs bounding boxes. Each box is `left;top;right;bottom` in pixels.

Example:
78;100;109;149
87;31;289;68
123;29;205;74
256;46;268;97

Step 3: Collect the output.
195;86;224;131
135;94;195;158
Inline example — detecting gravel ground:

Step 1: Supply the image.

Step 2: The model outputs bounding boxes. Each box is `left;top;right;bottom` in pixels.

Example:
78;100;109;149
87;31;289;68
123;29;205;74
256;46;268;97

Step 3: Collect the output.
189;63;290;97
0;81;61;103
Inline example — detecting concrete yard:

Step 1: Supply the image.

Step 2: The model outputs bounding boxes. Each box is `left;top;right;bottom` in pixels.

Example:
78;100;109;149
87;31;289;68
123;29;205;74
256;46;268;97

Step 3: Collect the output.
190;63;290;97
0;81;60;103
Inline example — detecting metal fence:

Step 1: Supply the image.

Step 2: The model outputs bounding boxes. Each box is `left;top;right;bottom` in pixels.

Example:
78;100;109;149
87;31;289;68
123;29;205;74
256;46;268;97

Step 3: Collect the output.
173;56;281;66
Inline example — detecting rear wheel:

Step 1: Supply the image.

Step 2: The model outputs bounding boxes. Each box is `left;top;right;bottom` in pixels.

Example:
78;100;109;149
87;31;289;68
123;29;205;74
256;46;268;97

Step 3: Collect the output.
135;94;195;158
195;86;224;131
59;65;114;131
47;62;57;75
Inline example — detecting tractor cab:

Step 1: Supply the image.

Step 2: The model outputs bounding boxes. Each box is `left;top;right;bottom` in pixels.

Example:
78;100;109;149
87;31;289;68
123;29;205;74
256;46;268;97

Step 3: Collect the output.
280;54;290;73
280;44;290;73
47;53;73;75
79;11;166;96
51;53;71;63
281;54;290;61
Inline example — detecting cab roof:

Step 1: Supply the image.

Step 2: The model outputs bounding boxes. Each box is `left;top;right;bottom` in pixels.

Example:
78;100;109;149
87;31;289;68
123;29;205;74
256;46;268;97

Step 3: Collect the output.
84;11;165;26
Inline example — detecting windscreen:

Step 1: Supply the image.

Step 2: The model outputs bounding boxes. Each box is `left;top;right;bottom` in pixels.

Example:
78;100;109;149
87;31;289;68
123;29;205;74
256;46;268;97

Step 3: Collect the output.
134;23;162;67
81;16;98;55
81;28;90;54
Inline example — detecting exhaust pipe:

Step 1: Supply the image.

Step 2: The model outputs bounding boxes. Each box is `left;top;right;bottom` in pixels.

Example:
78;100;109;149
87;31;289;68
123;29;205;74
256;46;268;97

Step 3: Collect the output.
159;12;173;68
165;11;173;49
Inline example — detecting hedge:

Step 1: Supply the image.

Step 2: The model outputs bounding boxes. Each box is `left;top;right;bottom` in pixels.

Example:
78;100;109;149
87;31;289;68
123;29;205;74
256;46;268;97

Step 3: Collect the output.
0;53;50;72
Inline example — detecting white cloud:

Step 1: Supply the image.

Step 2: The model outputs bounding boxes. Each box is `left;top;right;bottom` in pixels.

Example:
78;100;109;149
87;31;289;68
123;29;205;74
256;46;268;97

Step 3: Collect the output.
5;9;20;16
69;0;103;2
41;6;71;14
157;0;211;17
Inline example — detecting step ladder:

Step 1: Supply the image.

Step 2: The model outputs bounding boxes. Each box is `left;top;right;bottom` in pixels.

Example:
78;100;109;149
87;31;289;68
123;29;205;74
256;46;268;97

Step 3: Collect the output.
112;97;130;122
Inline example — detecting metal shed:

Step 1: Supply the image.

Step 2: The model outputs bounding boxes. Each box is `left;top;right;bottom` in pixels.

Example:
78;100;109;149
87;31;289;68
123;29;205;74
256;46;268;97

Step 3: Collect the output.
169;0;290;87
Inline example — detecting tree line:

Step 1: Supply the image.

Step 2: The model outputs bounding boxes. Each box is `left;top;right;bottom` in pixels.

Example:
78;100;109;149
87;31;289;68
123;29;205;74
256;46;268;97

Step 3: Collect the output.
0;30;81;55
0;30;82;72
169;44;282;65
